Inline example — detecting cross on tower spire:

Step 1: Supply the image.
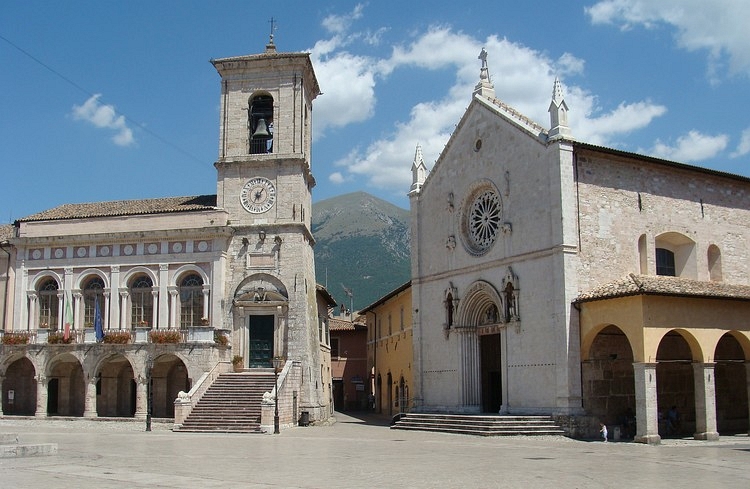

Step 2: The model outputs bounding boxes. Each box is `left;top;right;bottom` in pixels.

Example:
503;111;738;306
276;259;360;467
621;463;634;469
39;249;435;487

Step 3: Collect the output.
266;17;277;53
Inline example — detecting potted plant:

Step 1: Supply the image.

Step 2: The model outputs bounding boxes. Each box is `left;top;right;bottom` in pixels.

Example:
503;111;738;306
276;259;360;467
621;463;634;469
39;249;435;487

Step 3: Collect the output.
232;355;244;372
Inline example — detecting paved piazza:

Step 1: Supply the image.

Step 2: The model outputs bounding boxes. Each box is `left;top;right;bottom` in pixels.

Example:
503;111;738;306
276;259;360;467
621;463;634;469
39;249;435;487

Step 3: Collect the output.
1;413;749;488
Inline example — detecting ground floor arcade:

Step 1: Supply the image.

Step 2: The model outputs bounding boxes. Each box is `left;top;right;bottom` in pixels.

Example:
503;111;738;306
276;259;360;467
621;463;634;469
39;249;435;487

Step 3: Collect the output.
579;286;750;444
0;344;222;419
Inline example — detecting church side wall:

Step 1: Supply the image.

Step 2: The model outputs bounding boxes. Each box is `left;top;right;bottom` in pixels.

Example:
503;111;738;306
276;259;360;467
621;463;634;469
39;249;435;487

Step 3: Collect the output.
575;151;750;290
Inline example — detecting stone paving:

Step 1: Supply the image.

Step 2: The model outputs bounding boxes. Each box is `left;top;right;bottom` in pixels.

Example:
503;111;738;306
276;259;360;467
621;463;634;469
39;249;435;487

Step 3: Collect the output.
1;413;749;488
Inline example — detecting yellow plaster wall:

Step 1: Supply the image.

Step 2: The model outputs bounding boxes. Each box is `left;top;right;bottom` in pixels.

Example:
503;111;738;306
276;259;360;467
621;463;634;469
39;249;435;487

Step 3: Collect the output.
581;295;750;363
366;287;413;410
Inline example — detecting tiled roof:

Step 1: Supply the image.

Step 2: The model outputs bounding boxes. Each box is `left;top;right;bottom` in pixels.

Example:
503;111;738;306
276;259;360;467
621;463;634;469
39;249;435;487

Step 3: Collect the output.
329;317;366;331
576;274;750;303
0;223;15;242
17;195;218;223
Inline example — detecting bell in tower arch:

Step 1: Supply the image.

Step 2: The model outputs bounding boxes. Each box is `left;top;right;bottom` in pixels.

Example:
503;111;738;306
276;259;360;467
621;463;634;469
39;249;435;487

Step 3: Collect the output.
249;94;274;154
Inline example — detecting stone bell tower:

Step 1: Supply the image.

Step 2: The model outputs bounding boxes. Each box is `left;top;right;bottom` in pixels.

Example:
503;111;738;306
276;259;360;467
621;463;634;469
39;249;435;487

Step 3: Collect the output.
211;37;328;420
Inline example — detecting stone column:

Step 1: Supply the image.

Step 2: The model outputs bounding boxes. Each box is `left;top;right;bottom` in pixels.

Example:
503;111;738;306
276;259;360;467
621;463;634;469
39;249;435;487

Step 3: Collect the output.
0;374;4;416
169;288;178;329
151;289;159;329
35;374;48;418
103;290;111;331
456;326;480;410
83;376;98;418
202;285;210;323
693;362;719;440
745;363;750;436
119;290;129;330
632;362;660;444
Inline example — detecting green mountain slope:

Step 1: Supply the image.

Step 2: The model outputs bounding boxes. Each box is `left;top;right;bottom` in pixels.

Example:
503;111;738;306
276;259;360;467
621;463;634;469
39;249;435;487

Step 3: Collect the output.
312;191;410;311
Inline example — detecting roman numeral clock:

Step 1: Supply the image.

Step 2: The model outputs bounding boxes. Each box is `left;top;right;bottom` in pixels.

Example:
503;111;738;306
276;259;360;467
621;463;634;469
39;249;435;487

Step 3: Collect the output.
240;177;276;214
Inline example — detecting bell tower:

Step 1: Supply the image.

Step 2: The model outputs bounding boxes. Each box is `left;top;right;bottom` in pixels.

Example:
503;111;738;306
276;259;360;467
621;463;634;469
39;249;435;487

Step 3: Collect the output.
212;39;328;420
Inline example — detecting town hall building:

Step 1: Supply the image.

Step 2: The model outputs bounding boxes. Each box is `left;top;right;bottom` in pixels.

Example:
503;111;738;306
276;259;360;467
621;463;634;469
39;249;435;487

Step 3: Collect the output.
0;39;333;432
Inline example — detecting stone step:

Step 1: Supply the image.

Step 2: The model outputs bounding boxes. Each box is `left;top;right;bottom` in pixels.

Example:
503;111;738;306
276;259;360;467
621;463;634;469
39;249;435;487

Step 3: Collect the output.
0;433;19;444
0;433;58;458
177;372;275;434
391;414;566;437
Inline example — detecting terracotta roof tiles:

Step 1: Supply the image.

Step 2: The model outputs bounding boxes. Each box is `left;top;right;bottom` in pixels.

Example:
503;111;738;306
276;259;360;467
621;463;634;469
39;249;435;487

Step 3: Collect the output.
17;195;218;223
576;273;750;303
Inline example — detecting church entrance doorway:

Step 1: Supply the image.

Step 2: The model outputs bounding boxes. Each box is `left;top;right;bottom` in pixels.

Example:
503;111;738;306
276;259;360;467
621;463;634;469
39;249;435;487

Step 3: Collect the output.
480;333;502;413
249;315;274;368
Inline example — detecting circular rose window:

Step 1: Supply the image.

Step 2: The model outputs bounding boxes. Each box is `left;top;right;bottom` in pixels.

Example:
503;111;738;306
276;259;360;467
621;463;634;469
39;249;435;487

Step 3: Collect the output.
462;184;502;255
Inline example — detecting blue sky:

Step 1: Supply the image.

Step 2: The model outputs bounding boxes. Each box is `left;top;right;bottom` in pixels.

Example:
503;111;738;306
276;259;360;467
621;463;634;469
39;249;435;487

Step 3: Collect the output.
2;1;750;222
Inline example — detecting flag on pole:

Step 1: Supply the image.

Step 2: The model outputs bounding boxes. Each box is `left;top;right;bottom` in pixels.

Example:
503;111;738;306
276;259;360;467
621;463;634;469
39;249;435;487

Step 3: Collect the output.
63;289;73;342
94;296;104;342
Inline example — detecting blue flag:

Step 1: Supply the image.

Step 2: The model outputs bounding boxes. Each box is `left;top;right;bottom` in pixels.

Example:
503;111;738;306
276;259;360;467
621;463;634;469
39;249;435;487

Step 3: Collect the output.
94;296;104;342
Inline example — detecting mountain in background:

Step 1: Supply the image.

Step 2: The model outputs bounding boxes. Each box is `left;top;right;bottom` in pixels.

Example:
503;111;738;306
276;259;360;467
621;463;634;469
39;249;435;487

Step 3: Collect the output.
312;191;410;312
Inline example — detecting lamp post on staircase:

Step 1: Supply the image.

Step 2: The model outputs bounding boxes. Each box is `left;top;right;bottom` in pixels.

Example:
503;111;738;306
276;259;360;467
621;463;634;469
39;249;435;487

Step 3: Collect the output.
272;357;284;434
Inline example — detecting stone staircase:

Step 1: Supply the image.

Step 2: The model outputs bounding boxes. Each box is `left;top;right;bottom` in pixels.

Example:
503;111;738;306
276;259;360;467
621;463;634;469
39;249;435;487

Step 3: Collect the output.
175;371;276;433
1;433;57;458
390;413;566;437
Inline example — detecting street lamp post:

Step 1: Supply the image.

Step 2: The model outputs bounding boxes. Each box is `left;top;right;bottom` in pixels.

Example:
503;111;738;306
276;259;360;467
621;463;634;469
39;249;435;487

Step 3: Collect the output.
145;357;153;432
272;357;284;434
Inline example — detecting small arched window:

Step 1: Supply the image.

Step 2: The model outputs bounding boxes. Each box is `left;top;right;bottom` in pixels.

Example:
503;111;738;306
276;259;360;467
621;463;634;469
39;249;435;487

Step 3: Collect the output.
38;278;59;330
130;275;154;327
179;273;203;328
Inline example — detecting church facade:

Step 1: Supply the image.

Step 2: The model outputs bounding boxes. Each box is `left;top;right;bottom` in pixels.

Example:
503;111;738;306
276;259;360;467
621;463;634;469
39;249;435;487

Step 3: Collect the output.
0;41;333;428
408;51;750;443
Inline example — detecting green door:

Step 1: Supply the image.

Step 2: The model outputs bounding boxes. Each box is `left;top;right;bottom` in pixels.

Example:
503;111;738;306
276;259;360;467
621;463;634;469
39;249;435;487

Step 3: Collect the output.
249;315;274;368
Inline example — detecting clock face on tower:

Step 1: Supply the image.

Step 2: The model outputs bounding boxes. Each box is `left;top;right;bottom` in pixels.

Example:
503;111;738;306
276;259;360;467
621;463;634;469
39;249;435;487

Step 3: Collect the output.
240;177;276;214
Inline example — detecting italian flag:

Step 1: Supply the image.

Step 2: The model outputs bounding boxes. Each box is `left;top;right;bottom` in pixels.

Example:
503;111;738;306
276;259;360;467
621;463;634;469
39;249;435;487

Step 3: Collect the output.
64;289;73;341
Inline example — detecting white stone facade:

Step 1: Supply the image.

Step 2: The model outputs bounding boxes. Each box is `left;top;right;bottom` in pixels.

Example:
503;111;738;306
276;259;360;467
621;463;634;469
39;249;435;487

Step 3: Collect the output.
409;51;750;444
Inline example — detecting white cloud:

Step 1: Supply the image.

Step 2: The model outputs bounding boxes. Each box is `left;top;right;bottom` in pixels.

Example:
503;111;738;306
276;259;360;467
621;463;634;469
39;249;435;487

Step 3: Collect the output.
322;4;365;34
71;94;134;147
310;49;378;138
329;172;346;184
730;128;750;158
573;97;668;145
311;8;673;196
585;0;750;79
647;130;729;162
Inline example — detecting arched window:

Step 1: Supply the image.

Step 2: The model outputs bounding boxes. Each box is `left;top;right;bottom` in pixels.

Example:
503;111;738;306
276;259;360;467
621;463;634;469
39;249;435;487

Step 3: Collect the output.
130;275;153;327
179;273;203;328
83;276;105;327
249;94;274;154
654;232;696;278
708;245;723;281
38;278;59;330
655;248;676;276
